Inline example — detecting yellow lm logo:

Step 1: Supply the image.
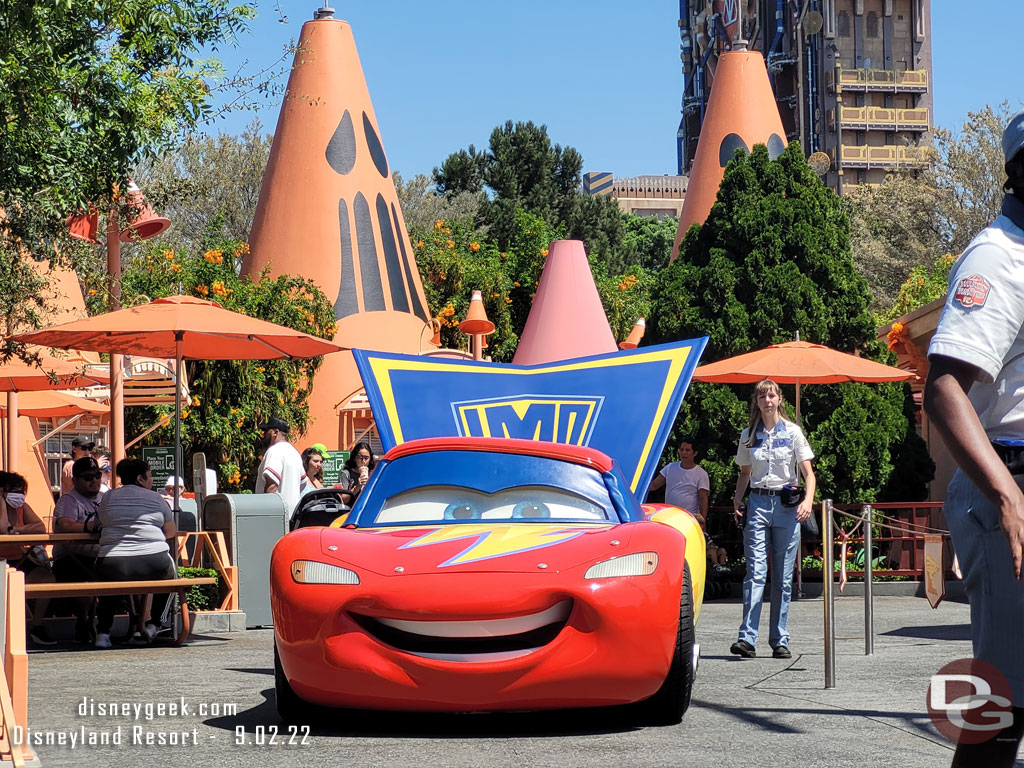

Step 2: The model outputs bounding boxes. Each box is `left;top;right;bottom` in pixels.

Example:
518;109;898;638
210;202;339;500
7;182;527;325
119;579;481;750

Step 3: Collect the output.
452;395;604;445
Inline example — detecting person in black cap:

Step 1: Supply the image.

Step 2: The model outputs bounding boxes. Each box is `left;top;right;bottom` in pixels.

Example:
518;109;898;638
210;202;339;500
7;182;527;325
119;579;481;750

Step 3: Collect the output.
53;456;105;643
61;438;95;494
255;417;306;528
925;108;1024;768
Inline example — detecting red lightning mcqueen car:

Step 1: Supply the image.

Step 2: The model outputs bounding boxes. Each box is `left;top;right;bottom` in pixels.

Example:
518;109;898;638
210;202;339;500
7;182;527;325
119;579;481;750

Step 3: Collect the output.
270;437;706;724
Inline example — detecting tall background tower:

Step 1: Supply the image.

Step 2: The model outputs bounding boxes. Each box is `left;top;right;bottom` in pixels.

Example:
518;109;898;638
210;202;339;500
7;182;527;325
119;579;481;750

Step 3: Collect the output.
676;0;932;194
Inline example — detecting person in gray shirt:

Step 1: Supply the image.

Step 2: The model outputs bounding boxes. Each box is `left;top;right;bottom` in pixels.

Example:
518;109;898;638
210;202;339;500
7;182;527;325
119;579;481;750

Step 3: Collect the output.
93;458;177;649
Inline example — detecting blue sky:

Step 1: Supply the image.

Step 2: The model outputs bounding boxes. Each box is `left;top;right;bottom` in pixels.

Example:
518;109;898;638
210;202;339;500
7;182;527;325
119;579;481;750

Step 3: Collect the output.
205;1;1023;180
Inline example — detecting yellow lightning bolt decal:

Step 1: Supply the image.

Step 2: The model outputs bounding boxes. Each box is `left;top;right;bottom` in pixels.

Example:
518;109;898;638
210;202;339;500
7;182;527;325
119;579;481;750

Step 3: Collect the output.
398;523;604;567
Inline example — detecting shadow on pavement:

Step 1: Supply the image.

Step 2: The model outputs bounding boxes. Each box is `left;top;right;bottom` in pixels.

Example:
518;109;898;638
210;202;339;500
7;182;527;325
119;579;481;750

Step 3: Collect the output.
205;688;645;738
881;624;971;641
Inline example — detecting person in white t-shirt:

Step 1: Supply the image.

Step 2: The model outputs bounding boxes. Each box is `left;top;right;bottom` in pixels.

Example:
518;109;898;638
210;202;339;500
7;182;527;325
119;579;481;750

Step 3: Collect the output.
255;417;307;528
648;439;710;521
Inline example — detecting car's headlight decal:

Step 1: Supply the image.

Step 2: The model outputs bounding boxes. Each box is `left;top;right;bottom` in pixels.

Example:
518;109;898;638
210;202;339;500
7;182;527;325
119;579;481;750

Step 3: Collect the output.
291;560;360;585
584;552;659;580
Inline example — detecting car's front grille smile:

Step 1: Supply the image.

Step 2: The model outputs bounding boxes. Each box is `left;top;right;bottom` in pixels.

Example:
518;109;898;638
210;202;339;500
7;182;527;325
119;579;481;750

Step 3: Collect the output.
350;600;573;661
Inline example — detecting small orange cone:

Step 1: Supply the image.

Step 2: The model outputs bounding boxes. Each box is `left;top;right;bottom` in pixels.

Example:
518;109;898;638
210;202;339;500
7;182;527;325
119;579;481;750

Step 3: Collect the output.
671;50;787;261
459;290;495;336
119;180;170;242
67;210;100;244
619;318;646;350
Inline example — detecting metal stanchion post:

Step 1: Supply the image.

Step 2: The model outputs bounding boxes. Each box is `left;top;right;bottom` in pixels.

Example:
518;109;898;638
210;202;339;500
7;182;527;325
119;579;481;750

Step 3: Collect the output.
823;499;836;688
863;503;874;655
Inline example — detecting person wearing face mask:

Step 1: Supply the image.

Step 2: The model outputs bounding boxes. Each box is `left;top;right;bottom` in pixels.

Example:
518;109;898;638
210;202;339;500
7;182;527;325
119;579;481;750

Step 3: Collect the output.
93;459;177;649
0;471;57;645
255;417;306;528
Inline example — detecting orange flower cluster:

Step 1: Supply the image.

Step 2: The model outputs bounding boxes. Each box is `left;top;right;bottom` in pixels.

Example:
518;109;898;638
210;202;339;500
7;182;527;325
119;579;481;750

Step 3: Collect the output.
446;239;455;249
541;248;549;257
469;242;480;252
434;219;444;230
618;274;639;291
162;249;174;260
170;263;182;273
416;240;424;249
204;249;224;264
228;470;241;485
233;243;251;258
88;288;97;296
211;280;232;297
195;284;209;296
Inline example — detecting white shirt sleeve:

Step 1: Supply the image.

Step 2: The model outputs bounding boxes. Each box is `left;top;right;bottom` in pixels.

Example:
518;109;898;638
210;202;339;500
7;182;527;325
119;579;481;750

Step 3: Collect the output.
791;424;815;464
928;237;1024;383
735;429;752;467
697;467;710;492
262;444;285;489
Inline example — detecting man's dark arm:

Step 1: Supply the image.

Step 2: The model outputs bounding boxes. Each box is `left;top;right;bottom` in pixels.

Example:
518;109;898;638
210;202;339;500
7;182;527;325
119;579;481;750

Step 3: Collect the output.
924;354;1024;578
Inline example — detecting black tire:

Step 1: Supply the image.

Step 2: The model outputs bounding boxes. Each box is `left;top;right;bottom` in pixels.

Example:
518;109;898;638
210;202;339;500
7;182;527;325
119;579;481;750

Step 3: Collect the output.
274;642;306;724
631;563;696;725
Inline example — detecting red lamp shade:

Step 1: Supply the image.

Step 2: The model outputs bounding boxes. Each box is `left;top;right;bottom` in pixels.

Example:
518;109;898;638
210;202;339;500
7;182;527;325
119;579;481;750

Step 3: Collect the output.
119;180;171;242
67;211;100;244
619;318;646;350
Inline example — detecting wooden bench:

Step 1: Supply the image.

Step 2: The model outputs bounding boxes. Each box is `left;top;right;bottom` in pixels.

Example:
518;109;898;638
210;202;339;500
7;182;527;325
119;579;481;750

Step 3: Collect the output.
25;577;216;645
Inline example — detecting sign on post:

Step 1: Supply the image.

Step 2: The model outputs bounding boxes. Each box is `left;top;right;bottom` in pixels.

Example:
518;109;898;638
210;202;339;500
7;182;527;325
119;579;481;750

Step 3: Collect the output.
321;451;350;487
141;446;177;488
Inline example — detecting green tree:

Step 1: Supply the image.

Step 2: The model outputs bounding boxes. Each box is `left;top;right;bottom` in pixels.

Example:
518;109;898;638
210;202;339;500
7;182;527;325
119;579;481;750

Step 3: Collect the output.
94;236;336;490
649;143;931;503
847;103;1013;308
0;0;260;358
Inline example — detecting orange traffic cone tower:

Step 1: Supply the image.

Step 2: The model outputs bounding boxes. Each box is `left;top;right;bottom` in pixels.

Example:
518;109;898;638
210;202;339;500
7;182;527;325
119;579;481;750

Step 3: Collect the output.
243;6;432;446
670;48;787;261
512;240;617;366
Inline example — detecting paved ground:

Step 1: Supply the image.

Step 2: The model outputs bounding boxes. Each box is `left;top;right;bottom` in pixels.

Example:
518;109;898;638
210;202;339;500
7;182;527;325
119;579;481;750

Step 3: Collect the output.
21;593;1006;768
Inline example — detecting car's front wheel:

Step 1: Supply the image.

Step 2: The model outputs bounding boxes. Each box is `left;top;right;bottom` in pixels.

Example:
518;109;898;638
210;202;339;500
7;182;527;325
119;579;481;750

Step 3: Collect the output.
630;562;696;725
274;642;306;723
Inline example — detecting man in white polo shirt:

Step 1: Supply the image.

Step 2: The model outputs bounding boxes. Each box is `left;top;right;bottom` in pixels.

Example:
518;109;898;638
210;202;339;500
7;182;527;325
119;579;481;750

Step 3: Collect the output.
255;417;306;529
925;108;1024;768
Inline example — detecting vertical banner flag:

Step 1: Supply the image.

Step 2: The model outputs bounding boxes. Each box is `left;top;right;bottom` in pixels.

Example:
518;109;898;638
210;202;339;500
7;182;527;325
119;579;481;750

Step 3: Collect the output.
353;339;707;498
924;534;946;609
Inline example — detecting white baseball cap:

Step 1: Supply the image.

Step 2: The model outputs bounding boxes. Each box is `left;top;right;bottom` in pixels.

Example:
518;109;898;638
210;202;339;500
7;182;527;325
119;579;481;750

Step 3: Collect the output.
164;475;186;488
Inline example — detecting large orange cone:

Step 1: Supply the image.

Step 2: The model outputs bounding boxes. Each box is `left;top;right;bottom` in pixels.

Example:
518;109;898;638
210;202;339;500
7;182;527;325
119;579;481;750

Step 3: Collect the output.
671;50;787;261
242;10;432;447
512;240;617;366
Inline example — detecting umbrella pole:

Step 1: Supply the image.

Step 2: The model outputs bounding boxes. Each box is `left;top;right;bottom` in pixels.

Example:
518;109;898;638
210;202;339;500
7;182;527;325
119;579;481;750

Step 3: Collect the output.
174;333;183;518
795;380;801;425
6;392;17;472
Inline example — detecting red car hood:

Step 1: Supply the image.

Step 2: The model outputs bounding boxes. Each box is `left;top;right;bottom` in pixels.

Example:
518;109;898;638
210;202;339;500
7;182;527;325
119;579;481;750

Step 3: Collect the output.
318;522;634;575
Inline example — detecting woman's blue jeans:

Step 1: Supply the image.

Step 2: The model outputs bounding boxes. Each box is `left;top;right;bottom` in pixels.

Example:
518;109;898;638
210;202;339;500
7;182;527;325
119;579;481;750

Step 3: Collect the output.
738;493;801;648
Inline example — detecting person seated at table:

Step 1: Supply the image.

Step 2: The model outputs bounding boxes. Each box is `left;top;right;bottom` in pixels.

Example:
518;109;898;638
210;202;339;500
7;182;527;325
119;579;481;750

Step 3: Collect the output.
93;459;176;650
0;471;57;646
160;475;187;509
301;447;325;491
53;456;105;643
339;442;376;503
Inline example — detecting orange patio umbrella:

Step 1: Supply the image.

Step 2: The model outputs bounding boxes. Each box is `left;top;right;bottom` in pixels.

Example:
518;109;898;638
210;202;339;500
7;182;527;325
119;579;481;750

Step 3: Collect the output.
0;390;108;418
11;295;344;509
693;340;914;421
0;354;109;471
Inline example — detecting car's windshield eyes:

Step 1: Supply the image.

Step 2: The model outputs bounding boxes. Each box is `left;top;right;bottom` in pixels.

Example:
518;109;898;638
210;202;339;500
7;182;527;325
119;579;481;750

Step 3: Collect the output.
376;486;610;525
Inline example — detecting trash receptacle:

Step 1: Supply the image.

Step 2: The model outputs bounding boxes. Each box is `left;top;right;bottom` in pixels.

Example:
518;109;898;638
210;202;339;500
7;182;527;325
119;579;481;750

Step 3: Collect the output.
203;493;287;627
